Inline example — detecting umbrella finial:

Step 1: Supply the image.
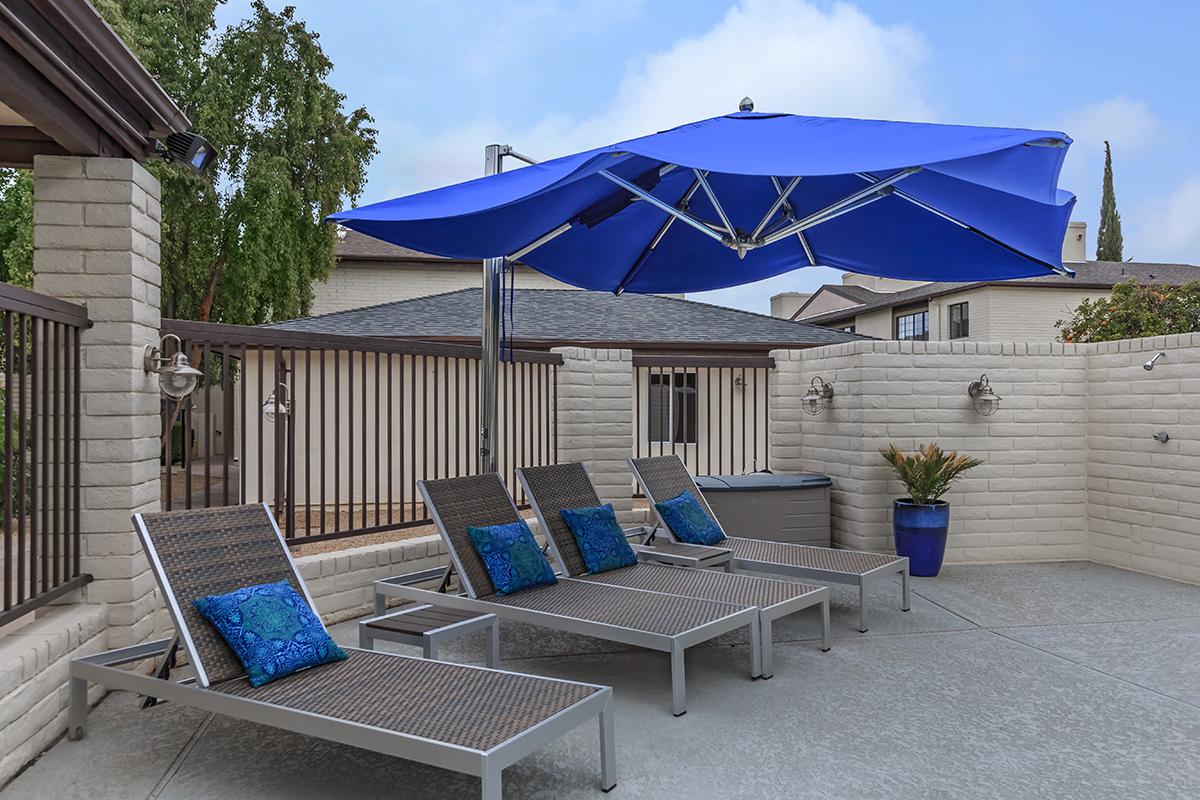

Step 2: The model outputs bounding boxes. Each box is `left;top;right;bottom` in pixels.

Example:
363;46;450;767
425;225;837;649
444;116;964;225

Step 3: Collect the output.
738;96;754;112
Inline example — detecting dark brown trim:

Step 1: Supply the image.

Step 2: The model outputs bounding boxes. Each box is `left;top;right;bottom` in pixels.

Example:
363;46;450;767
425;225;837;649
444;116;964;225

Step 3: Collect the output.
381;334;828;352
0;0;190;162
0;123;68;167
0;573;91;628
0;282;90;327
162;319;564;364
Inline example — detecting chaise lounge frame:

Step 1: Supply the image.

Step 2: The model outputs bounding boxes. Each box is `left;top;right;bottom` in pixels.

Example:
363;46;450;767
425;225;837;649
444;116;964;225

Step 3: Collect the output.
631;455;911;633
68;503;616;800
374;473;760;716
517;462;832;677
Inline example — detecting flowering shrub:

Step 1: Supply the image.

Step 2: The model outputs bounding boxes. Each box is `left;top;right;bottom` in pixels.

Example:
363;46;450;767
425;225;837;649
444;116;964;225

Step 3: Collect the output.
1057;279;1200;343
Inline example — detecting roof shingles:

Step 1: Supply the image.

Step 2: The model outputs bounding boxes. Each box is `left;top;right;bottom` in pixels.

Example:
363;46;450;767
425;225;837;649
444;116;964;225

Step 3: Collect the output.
272;288;863;347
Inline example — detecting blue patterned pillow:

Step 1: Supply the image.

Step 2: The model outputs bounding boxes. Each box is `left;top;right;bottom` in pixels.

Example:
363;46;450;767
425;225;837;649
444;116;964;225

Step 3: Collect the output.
467;520;558;595
193;580;347;687
560;503;638;574
655;490;726;546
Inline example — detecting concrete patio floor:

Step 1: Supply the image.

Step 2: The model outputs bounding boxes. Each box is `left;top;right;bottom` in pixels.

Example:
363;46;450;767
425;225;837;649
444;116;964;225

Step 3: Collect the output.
5;562;1200;800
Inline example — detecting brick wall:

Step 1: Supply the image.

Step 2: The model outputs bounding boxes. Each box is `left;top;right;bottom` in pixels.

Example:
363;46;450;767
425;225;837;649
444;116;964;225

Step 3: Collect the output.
553;347;635;523
1085;333;1200;583
773;340;1090;562
31;156;163;649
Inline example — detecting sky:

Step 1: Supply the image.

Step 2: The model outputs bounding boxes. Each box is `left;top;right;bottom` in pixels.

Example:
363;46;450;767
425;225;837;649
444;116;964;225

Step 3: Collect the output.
219;0;1200;314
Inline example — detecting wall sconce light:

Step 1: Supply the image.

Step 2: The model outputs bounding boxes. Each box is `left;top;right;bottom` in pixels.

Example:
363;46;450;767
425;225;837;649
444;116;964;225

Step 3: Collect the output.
967;373;1001;416
262;383;291;424
143;333;202;400
801;377;834;415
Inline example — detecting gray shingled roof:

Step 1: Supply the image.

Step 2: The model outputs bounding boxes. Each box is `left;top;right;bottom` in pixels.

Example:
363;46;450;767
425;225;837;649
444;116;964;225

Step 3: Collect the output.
336;229;463;262
271;288;863;347
798;260;1200;325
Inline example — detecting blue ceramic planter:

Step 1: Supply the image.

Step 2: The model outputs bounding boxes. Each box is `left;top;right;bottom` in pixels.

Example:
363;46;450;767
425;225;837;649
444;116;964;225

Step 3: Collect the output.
893;500;950;577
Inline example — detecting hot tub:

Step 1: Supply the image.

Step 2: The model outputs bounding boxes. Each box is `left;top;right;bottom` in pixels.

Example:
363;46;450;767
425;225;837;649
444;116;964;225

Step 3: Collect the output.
694;472;832;547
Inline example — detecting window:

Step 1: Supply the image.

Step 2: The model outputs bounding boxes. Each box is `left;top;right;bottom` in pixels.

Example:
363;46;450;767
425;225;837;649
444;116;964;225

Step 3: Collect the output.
894;309;929;341
949;302;969;339
839;324;856;334
648;372;697;444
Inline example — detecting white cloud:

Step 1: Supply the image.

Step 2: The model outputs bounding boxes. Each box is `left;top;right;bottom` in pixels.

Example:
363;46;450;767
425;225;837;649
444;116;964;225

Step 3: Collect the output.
1057;96;1159;211
1134;174;1200;264
393;0;933;197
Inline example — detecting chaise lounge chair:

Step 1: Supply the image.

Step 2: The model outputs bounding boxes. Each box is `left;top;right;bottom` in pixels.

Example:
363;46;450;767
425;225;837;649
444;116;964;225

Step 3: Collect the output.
517;462;831;677
68;504;616;800
375;473;760;716
630;456;910;632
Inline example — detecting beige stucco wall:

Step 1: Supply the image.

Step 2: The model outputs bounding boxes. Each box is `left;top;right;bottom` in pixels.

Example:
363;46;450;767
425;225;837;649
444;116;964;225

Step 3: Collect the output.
852;307;892;338
308;262;576;316
795;290;860;320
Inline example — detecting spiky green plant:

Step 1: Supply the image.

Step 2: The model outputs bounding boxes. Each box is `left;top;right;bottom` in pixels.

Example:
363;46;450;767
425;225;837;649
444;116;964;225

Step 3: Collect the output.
880;443;983;506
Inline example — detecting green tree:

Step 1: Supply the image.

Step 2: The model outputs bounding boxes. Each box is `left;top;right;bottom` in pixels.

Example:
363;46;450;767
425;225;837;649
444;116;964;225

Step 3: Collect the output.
1096;140;1124;262
92;1;377;324
1056;279;1200;343
0;169;34;288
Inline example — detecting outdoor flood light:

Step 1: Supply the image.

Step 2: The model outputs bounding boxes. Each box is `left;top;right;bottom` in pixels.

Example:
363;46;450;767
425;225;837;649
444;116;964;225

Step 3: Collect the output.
262;384;291;424
144;334;202;400
160;131;217;174
967;373;1001;416
801;377;834;415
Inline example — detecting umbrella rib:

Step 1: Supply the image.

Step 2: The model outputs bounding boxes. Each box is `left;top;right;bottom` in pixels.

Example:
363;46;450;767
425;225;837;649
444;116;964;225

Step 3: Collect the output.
599;169;726;244
614;176;704;295
692;169;736;238
769;176;817;266
853;173;1074;276
752;176;802;240
758;167;922;247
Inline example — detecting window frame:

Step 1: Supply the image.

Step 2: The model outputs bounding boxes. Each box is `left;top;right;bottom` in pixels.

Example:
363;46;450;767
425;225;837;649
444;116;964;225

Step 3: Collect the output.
948;302;969;339
647;371;698;445
894;307;929;341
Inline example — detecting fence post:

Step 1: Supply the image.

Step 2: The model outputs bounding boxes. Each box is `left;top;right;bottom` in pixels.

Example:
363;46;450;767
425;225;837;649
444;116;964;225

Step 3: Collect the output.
552;347;635;524
32;155;162;650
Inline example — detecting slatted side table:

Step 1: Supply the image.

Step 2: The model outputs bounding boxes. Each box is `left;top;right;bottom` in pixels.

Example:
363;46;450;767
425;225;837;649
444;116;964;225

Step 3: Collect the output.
358;603;500;668
632;540;733;571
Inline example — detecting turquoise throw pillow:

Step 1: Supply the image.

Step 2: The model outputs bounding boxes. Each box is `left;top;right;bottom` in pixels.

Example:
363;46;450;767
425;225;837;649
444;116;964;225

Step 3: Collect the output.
655;490;726;546
467;520;558;595
193;580;347;687
560;503;638;574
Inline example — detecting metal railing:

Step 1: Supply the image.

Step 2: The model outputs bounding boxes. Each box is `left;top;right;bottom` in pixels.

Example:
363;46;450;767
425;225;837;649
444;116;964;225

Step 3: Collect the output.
160;320;560;544
1;283;90;626
633;355;772;489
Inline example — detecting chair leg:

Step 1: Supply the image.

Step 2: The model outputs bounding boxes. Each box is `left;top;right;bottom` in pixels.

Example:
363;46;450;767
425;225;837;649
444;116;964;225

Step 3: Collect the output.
901;564;911;612
749;614;763;679
670;644;686;717
424;636;439;662
357;623;372;650
481;762;502;800
759;615;774;679
374;592;386;616
858;580;869;633
68;675;88;741
820;597;831;652
599;707;617;791
486;619;500;668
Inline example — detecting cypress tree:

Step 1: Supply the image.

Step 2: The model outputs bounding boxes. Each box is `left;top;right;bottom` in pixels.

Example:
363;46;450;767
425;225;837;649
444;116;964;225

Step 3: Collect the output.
1096;140;1124;261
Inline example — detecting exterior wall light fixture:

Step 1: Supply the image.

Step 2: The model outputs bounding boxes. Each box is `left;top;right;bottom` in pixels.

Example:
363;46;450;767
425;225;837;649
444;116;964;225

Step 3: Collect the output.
967;373;1001;416
801;377;834;415
143;333;202;400
262;383;291;424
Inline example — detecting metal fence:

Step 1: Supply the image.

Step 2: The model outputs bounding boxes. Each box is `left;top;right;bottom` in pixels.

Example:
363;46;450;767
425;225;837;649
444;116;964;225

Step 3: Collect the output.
633;355;772;488
160;320;560;544
1;283;89;627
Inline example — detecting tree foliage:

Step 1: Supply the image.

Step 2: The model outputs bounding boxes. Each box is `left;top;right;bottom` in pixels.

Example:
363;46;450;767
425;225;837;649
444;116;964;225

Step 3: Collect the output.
0;169;33;288
91;0;377;324
1096;140;1124;262
1056;279;1200;343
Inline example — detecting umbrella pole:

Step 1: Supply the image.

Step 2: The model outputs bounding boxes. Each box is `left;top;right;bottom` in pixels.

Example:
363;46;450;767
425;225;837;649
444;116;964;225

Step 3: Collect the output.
480;144;504;474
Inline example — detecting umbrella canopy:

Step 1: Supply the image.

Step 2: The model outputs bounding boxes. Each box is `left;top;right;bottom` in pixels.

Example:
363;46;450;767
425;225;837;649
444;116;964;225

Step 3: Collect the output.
329;110;1076;293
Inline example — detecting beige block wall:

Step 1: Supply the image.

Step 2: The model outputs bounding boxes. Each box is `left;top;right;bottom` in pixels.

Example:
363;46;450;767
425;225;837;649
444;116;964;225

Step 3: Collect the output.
772;340;1091;562
1085;333;1200;583
308;262;576;316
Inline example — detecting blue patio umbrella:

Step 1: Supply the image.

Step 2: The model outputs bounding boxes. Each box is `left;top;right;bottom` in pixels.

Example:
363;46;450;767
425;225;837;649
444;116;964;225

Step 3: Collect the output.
328;102;1076;468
